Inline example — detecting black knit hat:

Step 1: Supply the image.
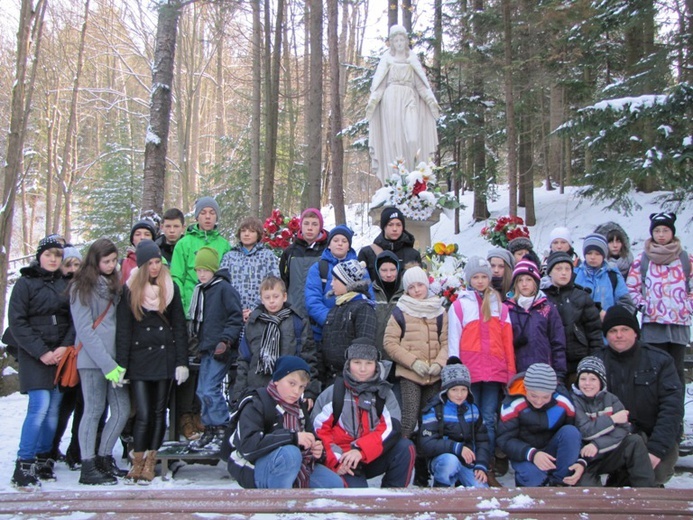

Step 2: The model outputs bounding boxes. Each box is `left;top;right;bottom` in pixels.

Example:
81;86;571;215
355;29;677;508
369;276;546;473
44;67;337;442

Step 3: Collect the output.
135;239;162;267
576;356;607;391
649;212;676;237
36;235;64;261
380;207;406;231
272;355;311;381
602;305;640;336
130;219;158;245
546;251;573;275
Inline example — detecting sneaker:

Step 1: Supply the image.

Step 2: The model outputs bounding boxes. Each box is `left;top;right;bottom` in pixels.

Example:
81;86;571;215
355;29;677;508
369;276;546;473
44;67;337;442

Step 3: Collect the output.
11;459;40;491
189;425;224;450
35;454;57;482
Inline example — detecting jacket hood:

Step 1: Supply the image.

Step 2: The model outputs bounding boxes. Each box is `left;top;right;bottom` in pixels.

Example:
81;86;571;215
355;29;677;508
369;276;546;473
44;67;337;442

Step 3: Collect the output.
213;267;231;283
320;246;357;264
594;221;631;254
187;223;221;238
296;229;329;245
375;250;402;286
19;263;64;280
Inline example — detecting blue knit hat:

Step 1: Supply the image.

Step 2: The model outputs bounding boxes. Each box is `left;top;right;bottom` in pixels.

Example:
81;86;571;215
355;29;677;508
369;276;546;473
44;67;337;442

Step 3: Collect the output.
272;355;311;381
327;225;354;248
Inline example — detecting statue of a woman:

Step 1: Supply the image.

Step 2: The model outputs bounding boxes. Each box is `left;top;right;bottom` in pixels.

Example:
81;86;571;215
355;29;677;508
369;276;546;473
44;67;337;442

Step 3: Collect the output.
366;25;440;185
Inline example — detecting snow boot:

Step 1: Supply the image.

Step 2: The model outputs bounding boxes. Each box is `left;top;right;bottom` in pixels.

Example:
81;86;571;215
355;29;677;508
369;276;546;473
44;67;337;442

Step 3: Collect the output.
96;454;128;478
79;457;117;485
65;442;81;471
139;450;158;484
180;413;201;441
11;459;40;491
189;425;221;449
125;451;146;484
35;453;57;482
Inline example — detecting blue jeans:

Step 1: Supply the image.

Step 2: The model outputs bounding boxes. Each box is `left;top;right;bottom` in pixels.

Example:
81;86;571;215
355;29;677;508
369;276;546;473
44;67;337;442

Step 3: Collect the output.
430;453;488;488
197;351;232;427
18;387;63;460
512;425;582;486
254;445;344;489
470;381;501;455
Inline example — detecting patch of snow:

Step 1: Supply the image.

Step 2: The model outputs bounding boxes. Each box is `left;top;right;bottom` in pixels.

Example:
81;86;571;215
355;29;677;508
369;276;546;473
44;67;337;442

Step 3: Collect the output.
477;497;501;509
146;126;161;146
508;494;534;507
2;365;17;376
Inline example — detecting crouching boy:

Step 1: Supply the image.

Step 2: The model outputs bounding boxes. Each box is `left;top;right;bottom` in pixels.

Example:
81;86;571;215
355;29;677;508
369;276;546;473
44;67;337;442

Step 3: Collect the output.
497;363;585;487
228;356;343;489
418;357;490;488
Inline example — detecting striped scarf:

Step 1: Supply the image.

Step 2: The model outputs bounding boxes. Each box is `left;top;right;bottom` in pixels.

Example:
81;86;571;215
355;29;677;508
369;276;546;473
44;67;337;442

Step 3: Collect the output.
188;276;224;338
266;381;314;488
256;307;293;375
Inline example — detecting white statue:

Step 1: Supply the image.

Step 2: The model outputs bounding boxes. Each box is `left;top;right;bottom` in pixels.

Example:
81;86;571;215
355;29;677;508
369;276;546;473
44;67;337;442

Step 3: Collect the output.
366;25;440;185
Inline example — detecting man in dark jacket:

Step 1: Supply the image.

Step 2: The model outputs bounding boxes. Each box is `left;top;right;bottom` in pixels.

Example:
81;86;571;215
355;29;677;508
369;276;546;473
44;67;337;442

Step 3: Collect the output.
595;305;683;487
358;207;422;282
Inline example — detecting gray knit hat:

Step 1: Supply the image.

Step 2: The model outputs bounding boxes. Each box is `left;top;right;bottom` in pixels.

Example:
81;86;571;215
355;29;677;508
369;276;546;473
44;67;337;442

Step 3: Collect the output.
524;363;557;393
546;251;573;275
441;356;471;392
487;248;515;270
136;239;162;267
194;196;221;220
62;245;82;262
508;237;533;255
576;356;607;391
332;259;367;291
583;233;608;258
464;256;493;284
346;339;379;361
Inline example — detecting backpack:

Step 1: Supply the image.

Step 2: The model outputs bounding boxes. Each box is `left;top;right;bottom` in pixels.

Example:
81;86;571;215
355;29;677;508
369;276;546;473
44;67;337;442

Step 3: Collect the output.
318;259;330;292
391;306;444;341
639;251;691;295
330;376;386;427
219;387;278;462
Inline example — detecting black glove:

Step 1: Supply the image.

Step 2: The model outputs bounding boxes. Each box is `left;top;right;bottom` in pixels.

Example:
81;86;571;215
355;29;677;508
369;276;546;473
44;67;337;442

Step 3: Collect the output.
213;341;230;363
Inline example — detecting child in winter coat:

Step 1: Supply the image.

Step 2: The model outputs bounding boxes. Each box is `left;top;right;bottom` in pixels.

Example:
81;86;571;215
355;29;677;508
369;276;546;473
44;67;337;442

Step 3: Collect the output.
311;341;415;488
383;266;448;438
497;363;585;487
279;208;329;319
418;357;490;488
120;219;158;285
9;236;75;490
188;247;243;449
448;256;514;475
70;238;130;486
594;221;634;279
487;248;515;298
574;233;634;319
115;240;189;484
373;251;404;353
569;356;655;487
232;276;320;407
543;251;603;385
506;258;567;382
626;212;693;388
228;356;343;489
321;260;377;383
220;216;280;322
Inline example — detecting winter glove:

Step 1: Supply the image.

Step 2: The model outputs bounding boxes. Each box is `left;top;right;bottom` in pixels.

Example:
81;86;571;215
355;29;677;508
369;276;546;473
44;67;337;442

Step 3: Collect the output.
213;341;230;363
411;360;429;378
428;363;442;377
105;365;126;388
175;366;189;386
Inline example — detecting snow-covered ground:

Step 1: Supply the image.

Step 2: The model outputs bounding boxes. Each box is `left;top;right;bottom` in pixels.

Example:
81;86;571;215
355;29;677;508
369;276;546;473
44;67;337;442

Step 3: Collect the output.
1;185;692;495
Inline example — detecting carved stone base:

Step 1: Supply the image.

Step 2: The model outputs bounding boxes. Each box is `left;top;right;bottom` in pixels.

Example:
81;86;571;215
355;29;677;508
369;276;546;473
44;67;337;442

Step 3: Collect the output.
368;206;442;253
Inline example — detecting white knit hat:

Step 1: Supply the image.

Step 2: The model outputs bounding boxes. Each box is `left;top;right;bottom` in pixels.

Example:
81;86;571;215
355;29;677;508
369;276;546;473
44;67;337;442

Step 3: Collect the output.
402;266;430;292
549;226;572;245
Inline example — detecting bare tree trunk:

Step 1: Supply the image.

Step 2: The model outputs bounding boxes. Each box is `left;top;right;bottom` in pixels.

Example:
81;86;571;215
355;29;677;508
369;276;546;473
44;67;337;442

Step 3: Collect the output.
142;0;182;216
305;0;323;209
327;0;345;224
250;0;261;216
502;0;517;217
388;1;398;28
686;0;693;83
547;83;564;190
402;0;412;32
471;0;489;222
214;2;226;166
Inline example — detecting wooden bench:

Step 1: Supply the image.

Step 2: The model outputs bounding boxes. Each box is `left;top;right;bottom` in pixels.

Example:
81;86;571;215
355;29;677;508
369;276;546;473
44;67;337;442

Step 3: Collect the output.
0;487;691;518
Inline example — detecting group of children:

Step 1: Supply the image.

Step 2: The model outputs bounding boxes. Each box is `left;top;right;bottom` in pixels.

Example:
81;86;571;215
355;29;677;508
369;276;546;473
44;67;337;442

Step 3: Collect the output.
5;199;689;491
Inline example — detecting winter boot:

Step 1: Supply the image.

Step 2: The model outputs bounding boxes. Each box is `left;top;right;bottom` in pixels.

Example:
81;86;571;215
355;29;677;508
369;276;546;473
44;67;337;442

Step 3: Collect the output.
192;413;205;433
96;454;128;478
65;442;81;471
138;450;158;484
125;451;146;484
79;457;117;485
189;425;216;449
494;449;509;476
35;453;57;482
11;459;40;491
486;469;503;488
413;455;431;487
180;413;201;441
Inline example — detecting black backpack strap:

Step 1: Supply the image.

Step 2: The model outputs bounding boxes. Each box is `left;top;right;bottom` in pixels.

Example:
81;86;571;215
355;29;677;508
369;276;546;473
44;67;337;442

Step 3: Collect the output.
319;259;330;291
392;306;406;340
331;377;346;427
434;402;445;437
436;313;443;340
607;269;618;292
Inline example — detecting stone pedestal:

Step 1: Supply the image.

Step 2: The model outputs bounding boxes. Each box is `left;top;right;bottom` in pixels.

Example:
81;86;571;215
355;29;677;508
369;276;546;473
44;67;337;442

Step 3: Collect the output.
369;206;442;253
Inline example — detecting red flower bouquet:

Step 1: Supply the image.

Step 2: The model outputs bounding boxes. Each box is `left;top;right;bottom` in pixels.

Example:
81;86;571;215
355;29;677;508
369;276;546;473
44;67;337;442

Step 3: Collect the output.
262;209;300;254
481;215;530;248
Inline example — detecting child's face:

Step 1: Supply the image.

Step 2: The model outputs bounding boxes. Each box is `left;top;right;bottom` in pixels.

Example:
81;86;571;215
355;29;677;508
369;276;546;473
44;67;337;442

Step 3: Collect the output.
470;273;490;292
40;249;63;272
162;219;184;243
447;385;469;405
349;359;377;382
60;258;81;276
584;250;604;268
549;263;572;287
378;262;398;283
489;258;506;278
331;276;347;296
239;227;260;248
384;219;404;241
301;217;321;243
329;235;350;259
132;228;153;246
516;275;537;297
526;389;552;409
513;249;529;262
99;252;118;276
147;258;162;279
608;237;622;256
551;239;571;253
578;372;601;398
196;268;214;284
275;371;308;404
197;208;218;231
407;281;428;300
261;287;287;314
652;225;673;245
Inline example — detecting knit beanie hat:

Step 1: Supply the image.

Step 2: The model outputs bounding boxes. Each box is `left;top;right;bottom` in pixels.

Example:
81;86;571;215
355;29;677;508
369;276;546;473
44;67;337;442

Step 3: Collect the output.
346;339;379;361
62;245;82;262
576;356;607;391
511;258;541;285
136;239;162;267
194;196;221;220
402;266;430;292
583;233;608;258
508;237;534;255
327;225;354;248
464;256;493;284
546;251;574;275
36;235;64;261
194;246;220;272
487;248;515;270
272;355;311;382
602;304;640;336
549;226;572;245
300;208;324;229
524;363;557;394
441;356;471;392
380;207;406;231
649;212;676;237
130;219;158;245
332;259;367;290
